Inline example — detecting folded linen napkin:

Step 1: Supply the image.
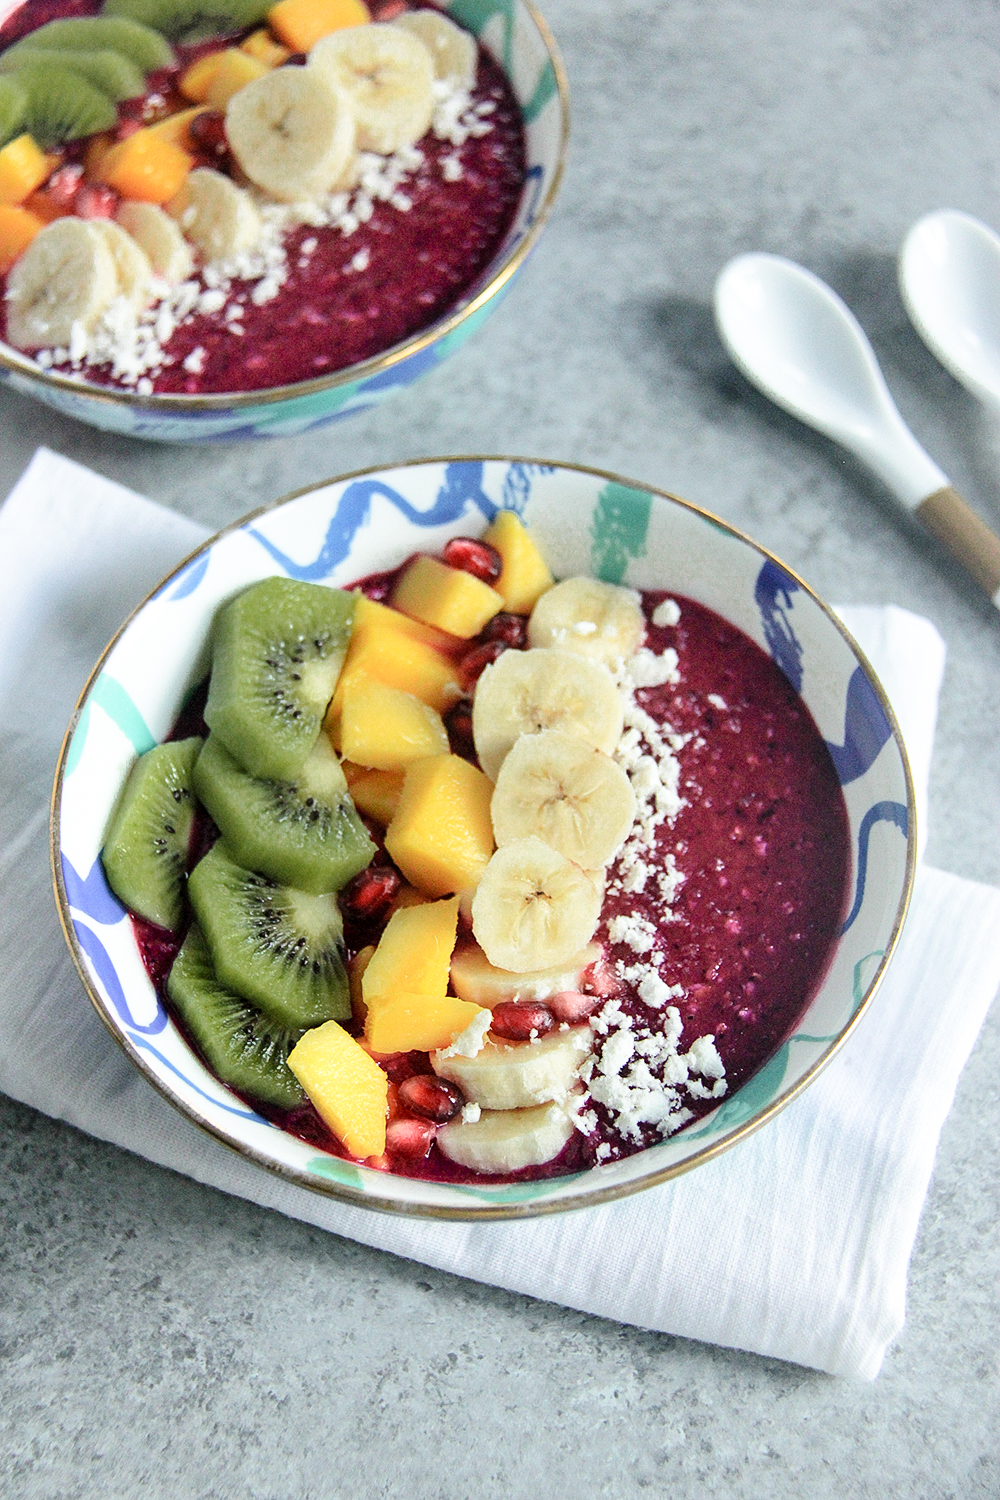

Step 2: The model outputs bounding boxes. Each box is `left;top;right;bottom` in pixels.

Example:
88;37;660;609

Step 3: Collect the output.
2;448;998;1381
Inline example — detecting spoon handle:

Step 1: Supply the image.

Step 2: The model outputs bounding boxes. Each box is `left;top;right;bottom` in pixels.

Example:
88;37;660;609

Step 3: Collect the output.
917;487;1000;608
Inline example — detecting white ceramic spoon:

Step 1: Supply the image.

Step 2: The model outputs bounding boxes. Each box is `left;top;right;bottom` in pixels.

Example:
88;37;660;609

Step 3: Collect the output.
899;208;1000;409
713;251;1000;610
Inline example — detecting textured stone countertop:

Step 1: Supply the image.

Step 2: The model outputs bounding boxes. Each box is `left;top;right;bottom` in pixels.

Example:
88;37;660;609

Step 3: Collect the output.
2;1;999;1494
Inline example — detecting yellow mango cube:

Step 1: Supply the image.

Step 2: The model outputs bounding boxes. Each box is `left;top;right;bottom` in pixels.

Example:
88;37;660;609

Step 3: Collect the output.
341;761;405;826
0;135;57;207
179;51;225;101
349;944;375;1026
385;754;494;898
0;203;44;272
362;896;460;1006
388;881;430;915
146;106;209;150
482;511;554;614
331;628;461;726
240;28;291;67
365;991;487;1055
97;129;193;204
340;679;449;770
352;594;458;653
269;0;370;53
287;1019;388;1158
205;48;270;107
393;554;503;639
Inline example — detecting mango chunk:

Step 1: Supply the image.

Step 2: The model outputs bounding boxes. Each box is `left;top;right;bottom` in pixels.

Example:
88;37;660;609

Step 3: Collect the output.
340;679;449;770
393;554;503;639
482;511;554;614
385;754;494;898
362;896;460;1005
241;28;292;67
0;135;57;206
366;991;487;1055
269;0;371;53
97;129;193;204
205;48;270;107
388;881;430;915
0;203;44;272
287;1019;388;1158
146;106;210;150
341;761;405;827
352;594;459;653
349;944;376;1026
179;51;225;102
330;627;461;730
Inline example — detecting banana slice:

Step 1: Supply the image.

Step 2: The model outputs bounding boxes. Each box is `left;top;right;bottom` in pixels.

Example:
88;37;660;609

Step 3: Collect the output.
432;1024;593;1110
491;730;636;870
225;64;356;204
167;167;261;264
437;1099;577;1173
472;647;624;783
471;836;603;972
92;220;153;312
528;577;646;667
116;201;194;283
309;23;435;155
450;940;601;1007
392;9;477;91
5;216;117;350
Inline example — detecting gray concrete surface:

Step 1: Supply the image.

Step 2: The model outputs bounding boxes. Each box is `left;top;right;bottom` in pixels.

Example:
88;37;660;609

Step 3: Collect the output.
2;0;999;1494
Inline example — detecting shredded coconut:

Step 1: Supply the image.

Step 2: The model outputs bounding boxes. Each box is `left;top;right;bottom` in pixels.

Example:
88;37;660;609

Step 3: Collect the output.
435;1008;492;1060
652;598;681;628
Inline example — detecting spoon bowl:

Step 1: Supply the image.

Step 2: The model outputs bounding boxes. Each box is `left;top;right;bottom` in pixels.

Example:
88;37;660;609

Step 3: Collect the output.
899;209;1000;409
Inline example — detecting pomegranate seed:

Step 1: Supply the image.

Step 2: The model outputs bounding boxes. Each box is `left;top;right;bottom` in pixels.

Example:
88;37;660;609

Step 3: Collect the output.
398;1074;463;1123
188;109;229;158
481;611;528;648
444;697;475;758
45;164;83;208
340;865;400;922
366;1153;391;1171
580;957;624;997
459;640;506;692
548;990;600;1024
371;0;408;17
75;184;119;220
490;1000;555;1041
442;535;502;584
385;1117;437;1158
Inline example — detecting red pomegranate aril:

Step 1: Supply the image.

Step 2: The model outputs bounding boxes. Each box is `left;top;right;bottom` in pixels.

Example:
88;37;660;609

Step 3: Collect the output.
75;184;119;220
481;611;528;648
340;865;400;921
490;1000;555;1040
442;535;502;584
385;1117;437;1158
398;1073;463;1123
371;0;408;17
188;109;229;158
580;957;624;997
548;990;600;1024
459;639;506;692
45;164;83;208
444;697;475;758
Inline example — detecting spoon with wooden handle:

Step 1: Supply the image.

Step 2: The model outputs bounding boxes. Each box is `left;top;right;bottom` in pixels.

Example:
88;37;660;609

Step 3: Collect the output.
713;252;1000;608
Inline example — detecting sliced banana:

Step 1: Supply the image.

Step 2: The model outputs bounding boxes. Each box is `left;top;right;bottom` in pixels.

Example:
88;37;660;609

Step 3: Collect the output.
471;836;604;972
92;220;153;312
392;9;477;91
450;940;601;1007
472;647;624;783
116;201;194;283
491;730;636;870
432;1024;592;1110
528;577;646;667
309;23;435;155
5;217;118;350
225;64;356;204
437;1099;577;1174
167;167;261;264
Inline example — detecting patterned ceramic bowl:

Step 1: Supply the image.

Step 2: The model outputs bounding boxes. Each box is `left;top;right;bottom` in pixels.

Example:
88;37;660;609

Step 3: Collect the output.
0;2;566;443
52;458;916;1218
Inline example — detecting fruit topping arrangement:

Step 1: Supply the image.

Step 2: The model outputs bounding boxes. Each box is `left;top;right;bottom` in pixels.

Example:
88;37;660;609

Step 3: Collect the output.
99;512;851;1184
0;0;525;393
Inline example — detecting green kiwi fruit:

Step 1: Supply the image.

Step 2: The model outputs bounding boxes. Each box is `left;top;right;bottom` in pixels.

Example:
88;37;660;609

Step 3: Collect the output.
102;737;203;931
0;74;27;147
168;924;305;1110
13;61;118;147
6;17;175;72
188;840;351;1030
204;577;357;784
102;0;271;44
0;49;147;104
193;733;377;896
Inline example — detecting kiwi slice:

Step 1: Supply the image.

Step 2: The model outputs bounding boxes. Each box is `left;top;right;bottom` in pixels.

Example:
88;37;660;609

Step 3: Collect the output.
193;733;377;896
7;17;175;72
102;0;271;44
168;924;305;1109
0;49;147;103
188;840;351;1029
14;61;117;147
101;737;203;931
0;74;27;147
204;577;356;784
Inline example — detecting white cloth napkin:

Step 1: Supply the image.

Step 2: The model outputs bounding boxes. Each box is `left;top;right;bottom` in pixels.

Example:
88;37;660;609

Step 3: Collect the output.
3;448;998;1381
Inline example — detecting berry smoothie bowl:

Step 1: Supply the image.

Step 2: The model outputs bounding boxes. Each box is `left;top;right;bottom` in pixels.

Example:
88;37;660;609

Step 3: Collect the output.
52;459;916;1220
0;0;566;441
